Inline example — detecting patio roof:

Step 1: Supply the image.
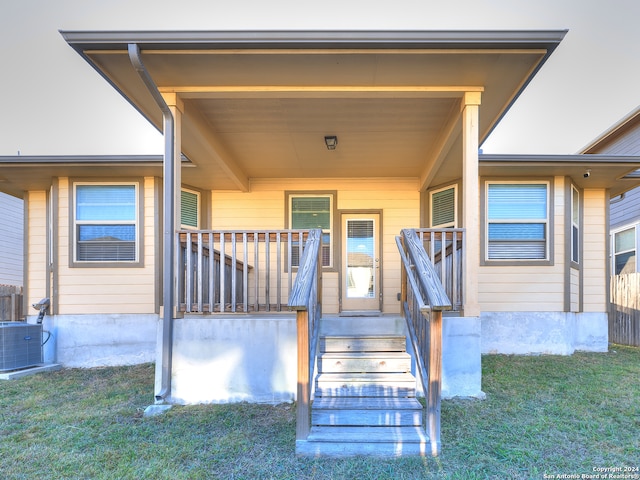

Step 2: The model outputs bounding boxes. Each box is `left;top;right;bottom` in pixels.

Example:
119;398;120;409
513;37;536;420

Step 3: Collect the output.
58;29;566;192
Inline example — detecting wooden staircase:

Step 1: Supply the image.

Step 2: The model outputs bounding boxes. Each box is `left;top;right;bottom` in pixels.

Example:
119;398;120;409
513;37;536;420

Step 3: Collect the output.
296;335;429;456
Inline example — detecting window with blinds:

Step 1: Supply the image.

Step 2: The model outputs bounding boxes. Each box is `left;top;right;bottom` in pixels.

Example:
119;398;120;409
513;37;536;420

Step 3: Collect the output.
430;185;457;227
486;182;548;260
289;195;332;267
74;183;138;263
181;189;200;229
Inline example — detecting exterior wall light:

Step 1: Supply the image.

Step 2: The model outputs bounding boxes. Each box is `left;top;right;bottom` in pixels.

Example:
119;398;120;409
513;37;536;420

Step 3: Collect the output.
324;136;338;150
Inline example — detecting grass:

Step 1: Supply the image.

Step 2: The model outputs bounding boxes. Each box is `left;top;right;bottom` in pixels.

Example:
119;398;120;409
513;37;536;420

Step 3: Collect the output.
1;346;639;479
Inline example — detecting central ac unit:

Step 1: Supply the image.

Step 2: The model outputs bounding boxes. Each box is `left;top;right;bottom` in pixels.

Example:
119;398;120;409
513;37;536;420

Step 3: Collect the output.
0;322;43;372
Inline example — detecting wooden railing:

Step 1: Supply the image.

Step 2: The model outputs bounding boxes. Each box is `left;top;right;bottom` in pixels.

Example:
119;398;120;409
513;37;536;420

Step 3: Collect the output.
415;228;464;312
396;229;452;456
287;229;323;442
178;230;312;313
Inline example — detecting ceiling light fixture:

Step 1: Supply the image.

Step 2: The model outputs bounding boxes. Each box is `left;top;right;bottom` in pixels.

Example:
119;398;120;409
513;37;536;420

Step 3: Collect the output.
324;135;338;150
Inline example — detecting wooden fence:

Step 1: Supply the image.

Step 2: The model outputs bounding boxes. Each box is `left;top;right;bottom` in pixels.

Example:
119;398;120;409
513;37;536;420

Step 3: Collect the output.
0;285;24;321
609;273;640;347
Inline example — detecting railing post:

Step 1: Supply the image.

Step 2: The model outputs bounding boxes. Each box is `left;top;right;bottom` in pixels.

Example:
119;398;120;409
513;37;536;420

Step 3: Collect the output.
427;309;443;455
296;309;310;440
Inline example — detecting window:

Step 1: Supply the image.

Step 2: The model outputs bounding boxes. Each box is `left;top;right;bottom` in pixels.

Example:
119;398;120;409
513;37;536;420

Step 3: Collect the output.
430;185;457;228
73;183;139;263
571;186;580;264
613;227;636;274
181;189;200;229
486;182;549;261
289;195;333;267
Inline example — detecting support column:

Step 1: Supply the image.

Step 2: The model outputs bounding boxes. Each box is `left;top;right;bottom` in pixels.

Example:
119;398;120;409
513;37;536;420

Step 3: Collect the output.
462;92;481;317
163;93;184;232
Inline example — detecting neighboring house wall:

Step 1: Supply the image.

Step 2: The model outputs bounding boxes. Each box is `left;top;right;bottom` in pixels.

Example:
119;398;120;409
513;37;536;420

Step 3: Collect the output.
0;192;24;286
586;109;640;273
607;125;640;269
611;186;640;230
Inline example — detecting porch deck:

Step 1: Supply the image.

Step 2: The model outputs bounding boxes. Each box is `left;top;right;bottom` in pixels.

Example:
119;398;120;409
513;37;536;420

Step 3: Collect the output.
176;228;461;456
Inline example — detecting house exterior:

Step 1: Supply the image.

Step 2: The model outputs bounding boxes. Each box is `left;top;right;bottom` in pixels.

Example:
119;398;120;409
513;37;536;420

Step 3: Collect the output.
1;30;640;412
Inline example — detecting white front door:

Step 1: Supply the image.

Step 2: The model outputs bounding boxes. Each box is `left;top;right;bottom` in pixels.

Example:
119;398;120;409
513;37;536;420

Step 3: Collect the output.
341;213;381;312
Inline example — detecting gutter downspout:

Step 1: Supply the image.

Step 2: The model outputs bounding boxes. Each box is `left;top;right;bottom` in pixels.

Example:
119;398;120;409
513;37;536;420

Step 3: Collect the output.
128;43;175;403
610;193;626;204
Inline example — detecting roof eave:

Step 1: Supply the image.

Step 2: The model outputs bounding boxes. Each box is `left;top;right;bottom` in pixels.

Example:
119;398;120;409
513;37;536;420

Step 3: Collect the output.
60;29;568;52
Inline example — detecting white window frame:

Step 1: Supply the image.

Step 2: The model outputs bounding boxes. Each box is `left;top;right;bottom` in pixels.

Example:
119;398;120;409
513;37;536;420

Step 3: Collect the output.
484;180;551;263
72;181;141;266
429;184;457;228
288;193;334;268
181;188;201;230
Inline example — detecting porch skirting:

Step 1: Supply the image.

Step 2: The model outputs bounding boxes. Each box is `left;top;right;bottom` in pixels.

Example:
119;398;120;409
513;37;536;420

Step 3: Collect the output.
165;315;298;405
481;311;608;355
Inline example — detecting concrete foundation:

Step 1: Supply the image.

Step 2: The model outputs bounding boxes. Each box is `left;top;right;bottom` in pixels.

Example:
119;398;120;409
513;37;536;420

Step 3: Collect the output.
33;313;158;367
481;311;608;355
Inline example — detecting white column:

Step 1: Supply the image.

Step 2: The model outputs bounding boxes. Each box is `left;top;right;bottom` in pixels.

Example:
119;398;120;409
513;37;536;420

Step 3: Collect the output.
462;92;481;317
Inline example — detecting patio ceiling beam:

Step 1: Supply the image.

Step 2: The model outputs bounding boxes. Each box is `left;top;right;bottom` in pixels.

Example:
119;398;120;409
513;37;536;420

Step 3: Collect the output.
160;85;484;99
181;99;251;192
419;100;463;191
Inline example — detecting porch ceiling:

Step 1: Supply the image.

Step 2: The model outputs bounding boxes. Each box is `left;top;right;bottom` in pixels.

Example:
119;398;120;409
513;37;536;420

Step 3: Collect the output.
58;30;564;192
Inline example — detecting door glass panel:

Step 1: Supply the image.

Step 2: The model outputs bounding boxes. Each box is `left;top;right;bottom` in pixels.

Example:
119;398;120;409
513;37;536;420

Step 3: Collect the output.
346;219;375;298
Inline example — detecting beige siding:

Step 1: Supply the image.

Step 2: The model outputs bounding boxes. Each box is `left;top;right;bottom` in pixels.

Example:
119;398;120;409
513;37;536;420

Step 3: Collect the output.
582;189;607;313
569;267;579;312
55;177;157;315
478;177;566;312
26;191;48;307
212;178;420;314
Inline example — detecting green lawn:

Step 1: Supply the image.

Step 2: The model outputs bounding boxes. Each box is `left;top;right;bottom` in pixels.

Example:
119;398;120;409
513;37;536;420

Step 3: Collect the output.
1;346;639;479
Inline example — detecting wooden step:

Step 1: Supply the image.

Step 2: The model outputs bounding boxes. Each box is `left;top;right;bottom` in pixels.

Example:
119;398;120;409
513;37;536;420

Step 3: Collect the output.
312;397;423;426
297;426;430;457
319;335;407;353
315;372;417;397
317;352;411;374
299;333;430;457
